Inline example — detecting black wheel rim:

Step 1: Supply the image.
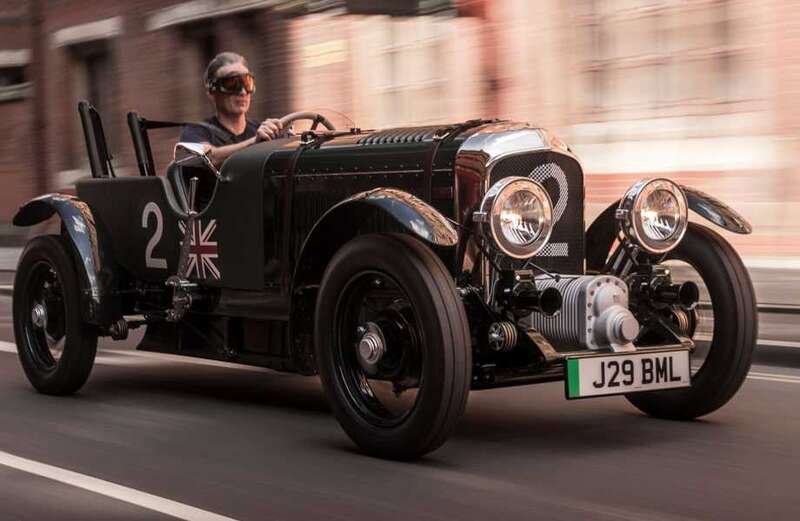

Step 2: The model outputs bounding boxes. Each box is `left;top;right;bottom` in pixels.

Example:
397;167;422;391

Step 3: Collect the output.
20;260;67;372
333;270;424;428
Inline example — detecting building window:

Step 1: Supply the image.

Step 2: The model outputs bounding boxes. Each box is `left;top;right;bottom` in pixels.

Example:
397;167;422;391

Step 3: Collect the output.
67;41;115;171
575;0;750;121
0;65;26;87
375;16;447;126
178;22;217;121
0;50;31;103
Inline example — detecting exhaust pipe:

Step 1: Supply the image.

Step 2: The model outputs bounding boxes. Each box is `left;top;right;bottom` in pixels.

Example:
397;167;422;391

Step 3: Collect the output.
513;286;563;317
655;281;700;309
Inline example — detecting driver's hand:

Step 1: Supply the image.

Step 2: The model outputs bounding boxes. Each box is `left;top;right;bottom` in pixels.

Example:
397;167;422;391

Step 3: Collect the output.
256;118;283;142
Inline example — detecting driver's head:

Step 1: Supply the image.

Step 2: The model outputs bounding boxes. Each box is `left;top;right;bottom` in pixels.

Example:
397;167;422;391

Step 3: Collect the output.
204;52;254;118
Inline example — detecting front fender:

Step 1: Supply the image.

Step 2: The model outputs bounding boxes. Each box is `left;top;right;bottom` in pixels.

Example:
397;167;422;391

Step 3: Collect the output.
680;185;752;235
14;194;117;325
292;188;458;290
586;186;752;271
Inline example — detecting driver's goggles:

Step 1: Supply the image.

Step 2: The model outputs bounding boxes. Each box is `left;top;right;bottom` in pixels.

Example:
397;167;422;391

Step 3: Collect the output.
211;73;256;95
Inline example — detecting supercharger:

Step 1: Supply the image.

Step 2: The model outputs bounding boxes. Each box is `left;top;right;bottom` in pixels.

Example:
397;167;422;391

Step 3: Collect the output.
526;275;641;352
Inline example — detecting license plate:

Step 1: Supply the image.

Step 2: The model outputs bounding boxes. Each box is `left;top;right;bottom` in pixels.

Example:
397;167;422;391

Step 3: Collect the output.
565;349;691;399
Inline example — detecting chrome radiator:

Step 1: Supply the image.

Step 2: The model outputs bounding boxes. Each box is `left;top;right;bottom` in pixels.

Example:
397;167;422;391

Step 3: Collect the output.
525;275;639;352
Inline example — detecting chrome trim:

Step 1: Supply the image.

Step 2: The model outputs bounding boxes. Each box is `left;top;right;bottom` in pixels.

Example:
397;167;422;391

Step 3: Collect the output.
356;321;386;375
617;178;688;254
477;177;554;259
31;303;47;329
454;122;584;296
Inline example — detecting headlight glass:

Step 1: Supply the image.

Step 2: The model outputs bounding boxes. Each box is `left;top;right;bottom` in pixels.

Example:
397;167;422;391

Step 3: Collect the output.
499;190;546;246
477;177;553;259
639;189;681;241
618;178;688;254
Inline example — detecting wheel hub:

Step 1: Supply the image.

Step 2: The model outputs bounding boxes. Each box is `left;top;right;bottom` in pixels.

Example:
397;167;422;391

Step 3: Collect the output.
357;322;386;374
31;303;47;329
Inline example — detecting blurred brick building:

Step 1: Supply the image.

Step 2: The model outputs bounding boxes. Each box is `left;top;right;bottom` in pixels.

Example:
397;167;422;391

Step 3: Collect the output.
0;0;798;257
0;1;34;232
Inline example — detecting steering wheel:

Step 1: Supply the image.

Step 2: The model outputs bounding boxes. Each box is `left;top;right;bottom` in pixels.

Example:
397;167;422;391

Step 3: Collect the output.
279;111;337;132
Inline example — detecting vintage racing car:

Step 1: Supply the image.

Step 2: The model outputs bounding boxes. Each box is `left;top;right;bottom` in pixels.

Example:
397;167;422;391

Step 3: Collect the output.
11;102;757;459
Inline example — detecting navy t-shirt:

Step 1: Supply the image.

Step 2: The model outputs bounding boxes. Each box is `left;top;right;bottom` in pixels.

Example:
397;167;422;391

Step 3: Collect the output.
179;116;259;146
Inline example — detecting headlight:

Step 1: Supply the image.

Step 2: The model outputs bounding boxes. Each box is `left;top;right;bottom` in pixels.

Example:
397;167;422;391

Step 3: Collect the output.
616;178;688;254
475;177;553;258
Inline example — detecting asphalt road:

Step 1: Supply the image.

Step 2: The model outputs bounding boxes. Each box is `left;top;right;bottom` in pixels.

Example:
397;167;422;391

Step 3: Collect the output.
1;295;799;521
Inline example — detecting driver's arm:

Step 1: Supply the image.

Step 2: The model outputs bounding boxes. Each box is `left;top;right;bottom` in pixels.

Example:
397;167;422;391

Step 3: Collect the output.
179;119;283;167
206;119;283;167
205;137;256;167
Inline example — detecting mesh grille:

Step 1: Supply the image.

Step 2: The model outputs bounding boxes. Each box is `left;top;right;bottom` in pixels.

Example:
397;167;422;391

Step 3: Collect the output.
357;126;440;145
490;152;585;274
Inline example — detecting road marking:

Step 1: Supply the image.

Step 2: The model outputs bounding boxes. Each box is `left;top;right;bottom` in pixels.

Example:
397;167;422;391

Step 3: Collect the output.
754;339;800;349
747;374;800;384
747;371;800;384
0;341;270;373
102;349;271;373
2;340;799;384
0;449;238;521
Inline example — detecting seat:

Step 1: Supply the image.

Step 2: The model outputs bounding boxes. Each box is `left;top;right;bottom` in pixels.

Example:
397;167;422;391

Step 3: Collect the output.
127;111;157;177
127;111;218;212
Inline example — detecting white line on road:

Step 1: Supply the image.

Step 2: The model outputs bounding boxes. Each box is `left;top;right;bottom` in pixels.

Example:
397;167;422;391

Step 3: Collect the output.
0;340;270;373
0;449;239;521
754;339;800;349
747;373;800;384
2;340;799;383
0;341;17;353
102;348;271;373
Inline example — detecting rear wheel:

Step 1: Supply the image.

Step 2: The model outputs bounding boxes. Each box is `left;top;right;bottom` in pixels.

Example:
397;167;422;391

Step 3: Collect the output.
626;223;757;419
13;235;98;395
315;234;471;460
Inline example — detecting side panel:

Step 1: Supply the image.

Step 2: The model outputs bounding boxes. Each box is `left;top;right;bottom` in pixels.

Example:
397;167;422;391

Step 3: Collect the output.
77;172;265;290
78;177;183;283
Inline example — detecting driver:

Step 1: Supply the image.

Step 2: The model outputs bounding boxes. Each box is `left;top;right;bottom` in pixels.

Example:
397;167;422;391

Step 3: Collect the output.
179;52;283;166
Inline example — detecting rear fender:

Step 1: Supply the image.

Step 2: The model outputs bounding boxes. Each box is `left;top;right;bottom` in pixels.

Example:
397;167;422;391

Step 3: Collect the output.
13;194;118;325
586;186;752;271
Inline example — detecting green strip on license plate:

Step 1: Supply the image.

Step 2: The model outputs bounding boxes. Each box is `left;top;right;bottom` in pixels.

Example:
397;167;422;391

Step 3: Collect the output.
566;358;580;399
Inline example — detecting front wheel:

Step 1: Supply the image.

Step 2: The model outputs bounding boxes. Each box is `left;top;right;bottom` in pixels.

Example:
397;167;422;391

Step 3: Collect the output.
13;235;98;395
626;223;757;419
315;234;471;460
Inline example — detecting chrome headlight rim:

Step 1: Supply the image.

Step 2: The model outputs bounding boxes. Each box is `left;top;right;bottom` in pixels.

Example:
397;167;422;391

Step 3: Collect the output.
617;178;688;254
478;176;554;259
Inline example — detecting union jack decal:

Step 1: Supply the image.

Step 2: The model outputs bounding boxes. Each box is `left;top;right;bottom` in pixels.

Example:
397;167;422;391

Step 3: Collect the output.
178;219;220;279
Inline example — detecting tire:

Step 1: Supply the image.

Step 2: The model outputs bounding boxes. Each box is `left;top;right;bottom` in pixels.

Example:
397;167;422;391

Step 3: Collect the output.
13;235;98;395
315;234;471;460
626;223;757;419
